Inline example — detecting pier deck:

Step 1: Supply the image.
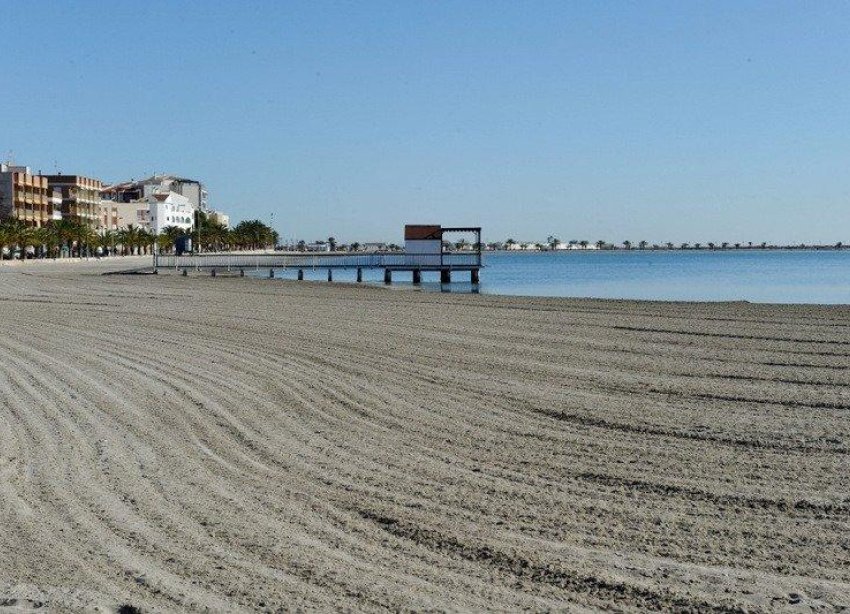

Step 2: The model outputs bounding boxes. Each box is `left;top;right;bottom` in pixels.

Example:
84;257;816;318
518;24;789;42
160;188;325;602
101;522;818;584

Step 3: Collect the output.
153;252;482;283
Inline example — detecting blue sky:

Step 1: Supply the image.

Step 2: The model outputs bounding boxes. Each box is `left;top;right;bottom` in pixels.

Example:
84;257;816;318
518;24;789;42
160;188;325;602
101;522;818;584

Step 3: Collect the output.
2;1;850;244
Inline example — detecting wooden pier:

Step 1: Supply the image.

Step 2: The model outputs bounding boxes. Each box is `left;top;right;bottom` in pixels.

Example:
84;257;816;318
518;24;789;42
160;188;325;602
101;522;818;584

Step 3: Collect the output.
155;225;483;285
153;250;482;284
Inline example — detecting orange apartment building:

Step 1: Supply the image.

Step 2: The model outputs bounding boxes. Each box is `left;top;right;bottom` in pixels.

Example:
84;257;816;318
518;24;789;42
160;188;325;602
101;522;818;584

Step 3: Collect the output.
0;164;59;227
43;174;103;227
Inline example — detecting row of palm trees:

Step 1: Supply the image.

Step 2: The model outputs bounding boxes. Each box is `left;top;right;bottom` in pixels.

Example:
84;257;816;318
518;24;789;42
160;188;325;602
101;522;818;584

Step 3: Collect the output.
195;218;279;251
0;219;154;259
0;218;280;260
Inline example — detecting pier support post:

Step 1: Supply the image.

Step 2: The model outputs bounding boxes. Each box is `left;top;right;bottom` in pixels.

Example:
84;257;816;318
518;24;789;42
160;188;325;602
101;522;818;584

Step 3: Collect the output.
384;269;392;285
211;269;216;277
269;268;274;279
440;269;451;284
327;269;333;282
412;269;422;285
471;269;480;284
297;269;304;281
356;268;363;283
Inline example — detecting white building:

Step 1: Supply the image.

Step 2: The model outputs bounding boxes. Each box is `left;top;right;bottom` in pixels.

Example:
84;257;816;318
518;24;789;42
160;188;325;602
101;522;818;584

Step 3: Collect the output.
208;209;230;228
148;192;194;234
358;242;387;252
102;174;208;212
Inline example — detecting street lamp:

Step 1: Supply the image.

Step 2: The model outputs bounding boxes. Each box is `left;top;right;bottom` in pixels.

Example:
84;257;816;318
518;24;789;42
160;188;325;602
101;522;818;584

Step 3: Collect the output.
195;208;201;254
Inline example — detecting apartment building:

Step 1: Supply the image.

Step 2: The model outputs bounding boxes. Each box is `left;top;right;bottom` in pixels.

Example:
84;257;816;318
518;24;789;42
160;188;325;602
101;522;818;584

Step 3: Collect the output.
43;174;103;226
0;164;59;227
102;174;208;211
98;199;151;232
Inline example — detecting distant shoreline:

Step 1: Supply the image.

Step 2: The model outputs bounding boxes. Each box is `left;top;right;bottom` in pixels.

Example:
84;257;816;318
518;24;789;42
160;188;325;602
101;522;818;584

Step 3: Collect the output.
484;245;847;253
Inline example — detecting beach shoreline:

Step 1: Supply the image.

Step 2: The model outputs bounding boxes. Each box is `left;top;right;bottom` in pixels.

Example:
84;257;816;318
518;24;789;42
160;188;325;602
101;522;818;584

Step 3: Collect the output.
0;263;847;611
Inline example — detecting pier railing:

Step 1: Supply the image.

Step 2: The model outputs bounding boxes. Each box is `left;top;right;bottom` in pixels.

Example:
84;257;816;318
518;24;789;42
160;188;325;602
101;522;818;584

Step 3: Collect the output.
153;251;482;271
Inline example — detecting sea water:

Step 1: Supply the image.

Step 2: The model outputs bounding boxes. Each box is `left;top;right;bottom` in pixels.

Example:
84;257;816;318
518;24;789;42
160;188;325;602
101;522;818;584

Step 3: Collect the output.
270;250;850;304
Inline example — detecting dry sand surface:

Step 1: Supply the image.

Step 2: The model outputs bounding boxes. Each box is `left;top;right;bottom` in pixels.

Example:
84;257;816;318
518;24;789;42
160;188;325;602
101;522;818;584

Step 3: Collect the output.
0;259;848;612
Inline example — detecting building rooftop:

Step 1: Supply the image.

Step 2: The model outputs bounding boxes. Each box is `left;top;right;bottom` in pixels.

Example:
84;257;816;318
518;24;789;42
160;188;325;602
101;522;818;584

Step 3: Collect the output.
102;174;203;192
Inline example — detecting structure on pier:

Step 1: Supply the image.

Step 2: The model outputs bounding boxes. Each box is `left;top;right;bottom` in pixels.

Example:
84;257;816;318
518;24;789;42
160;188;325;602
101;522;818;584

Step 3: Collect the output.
398;224;482;283
154;223;482;284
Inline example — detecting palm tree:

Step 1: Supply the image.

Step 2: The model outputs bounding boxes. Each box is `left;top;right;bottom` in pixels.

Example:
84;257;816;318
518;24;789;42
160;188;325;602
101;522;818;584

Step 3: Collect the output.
116;228;129;256
157;226;184;254
158;233;174;254
30;227;54;258
50;220;92;258
622;240;632;250
138;229;155;255
0;220;35;259
665;242;674;250
595;240;605;250
547;235;560;250
0;222;12;260
35;223;54;258
117;226;140;256
638;240;648;250
70;223;97;258
6;221;31;259
228;220;277;251
203;222;228;252
49;220;82;257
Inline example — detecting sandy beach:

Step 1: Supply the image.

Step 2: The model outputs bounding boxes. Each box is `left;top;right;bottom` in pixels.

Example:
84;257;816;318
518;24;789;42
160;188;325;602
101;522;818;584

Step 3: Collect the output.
0;259;847;612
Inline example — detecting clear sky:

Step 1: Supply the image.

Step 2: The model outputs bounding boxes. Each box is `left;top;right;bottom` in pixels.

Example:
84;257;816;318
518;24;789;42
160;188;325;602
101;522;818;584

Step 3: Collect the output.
2;1;849;244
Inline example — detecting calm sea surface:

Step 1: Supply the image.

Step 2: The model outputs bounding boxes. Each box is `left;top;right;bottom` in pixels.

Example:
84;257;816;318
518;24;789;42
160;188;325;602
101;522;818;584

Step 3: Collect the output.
272;250;850;304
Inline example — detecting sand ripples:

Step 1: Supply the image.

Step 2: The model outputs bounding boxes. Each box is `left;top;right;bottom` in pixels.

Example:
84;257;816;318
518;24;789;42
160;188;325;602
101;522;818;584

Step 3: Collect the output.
0;267;848;611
